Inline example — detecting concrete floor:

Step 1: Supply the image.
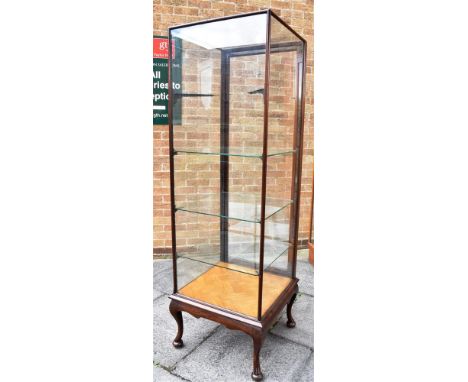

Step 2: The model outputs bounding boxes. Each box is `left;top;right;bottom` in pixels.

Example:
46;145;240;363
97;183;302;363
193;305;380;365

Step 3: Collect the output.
153;250;314;382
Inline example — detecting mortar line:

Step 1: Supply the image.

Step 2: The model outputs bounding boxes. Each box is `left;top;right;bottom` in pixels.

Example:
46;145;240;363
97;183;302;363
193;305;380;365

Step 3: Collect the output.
154;323;220;381
173;324;222;366
154;363;192;382
153;292;170;303
267;331;314;351
167;369;192;382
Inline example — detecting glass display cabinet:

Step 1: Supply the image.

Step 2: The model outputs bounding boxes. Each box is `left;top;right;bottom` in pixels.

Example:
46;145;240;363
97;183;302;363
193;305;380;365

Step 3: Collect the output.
167;10;307;381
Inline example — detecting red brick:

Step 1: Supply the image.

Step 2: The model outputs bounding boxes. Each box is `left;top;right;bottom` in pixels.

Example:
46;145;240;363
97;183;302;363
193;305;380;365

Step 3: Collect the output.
174;6;199;16
154;0;314;254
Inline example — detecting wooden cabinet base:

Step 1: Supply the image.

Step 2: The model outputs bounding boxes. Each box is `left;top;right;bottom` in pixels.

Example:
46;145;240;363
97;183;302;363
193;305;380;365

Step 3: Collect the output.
169;278;299;381
178;263;292;318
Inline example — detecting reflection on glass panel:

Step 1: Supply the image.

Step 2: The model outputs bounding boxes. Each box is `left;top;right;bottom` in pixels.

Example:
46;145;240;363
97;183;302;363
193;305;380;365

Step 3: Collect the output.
229;205;292;272
171;38;222;155
265;150;294;274
171;14;266;50
176;256;213;291
172;41;270;157
228;54;265;156
264;246;293;278
267;49;298;156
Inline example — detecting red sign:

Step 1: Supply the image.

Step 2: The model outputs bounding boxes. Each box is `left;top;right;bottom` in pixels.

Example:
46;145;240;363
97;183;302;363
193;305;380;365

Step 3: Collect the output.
153;37;175;59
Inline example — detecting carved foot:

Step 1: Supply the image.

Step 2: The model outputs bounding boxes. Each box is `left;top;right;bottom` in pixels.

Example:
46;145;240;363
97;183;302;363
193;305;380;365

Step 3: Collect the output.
286;292;297;328
251;333;264;381
173;338;184;348
169;300;184;348
251;371;264;381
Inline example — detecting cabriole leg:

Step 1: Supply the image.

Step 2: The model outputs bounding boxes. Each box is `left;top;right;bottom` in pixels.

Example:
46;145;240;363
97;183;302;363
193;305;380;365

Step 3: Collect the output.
251;333;264;381
169;300;184;348
286;293;297;328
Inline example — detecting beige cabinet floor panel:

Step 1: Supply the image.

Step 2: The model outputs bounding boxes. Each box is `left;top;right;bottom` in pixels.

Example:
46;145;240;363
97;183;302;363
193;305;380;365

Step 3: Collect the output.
179;261;291;318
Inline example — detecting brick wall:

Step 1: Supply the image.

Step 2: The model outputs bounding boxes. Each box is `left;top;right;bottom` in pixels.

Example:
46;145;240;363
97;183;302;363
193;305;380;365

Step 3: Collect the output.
154;0;313;255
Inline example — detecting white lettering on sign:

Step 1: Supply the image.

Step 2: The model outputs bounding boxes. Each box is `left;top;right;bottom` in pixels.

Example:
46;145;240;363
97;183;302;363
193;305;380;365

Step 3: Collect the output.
153;82;168;89
153;93;168;102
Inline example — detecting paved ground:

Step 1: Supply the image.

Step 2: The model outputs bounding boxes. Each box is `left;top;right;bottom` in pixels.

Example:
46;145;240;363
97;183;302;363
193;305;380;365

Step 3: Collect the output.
154;250;314;382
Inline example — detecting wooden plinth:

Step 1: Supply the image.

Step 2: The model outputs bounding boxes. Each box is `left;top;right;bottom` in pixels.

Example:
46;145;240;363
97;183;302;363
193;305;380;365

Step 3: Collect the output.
170;276;299;382
179;262;291;318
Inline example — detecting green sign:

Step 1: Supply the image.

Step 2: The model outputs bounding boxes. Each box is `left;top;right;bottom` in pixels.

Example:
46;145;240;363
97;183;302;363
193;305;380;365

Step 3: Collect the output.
153;36;181;125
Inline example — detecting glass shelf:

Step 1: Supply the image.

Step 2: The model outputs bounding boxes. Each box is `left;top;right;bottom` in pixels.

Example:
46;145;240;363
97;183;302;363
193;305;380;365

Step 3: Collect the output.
177;231;290;276
175;192;292;223
172;120;296;158
174;148;296;158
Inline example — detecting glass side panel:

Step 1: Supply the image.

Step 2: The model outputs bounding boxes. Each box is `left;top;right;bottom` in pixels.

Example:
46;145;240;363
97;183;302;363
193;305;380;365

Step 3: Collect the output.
264;148;295;279
174;154;272;222
230;203;292;271
264;246;293;278
176;256;213;291
266;47;299;156
171;14;267;158
175;209;290;276
170;37;222;155
261;15;304;313
267;25;301;158
226;54;265;156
